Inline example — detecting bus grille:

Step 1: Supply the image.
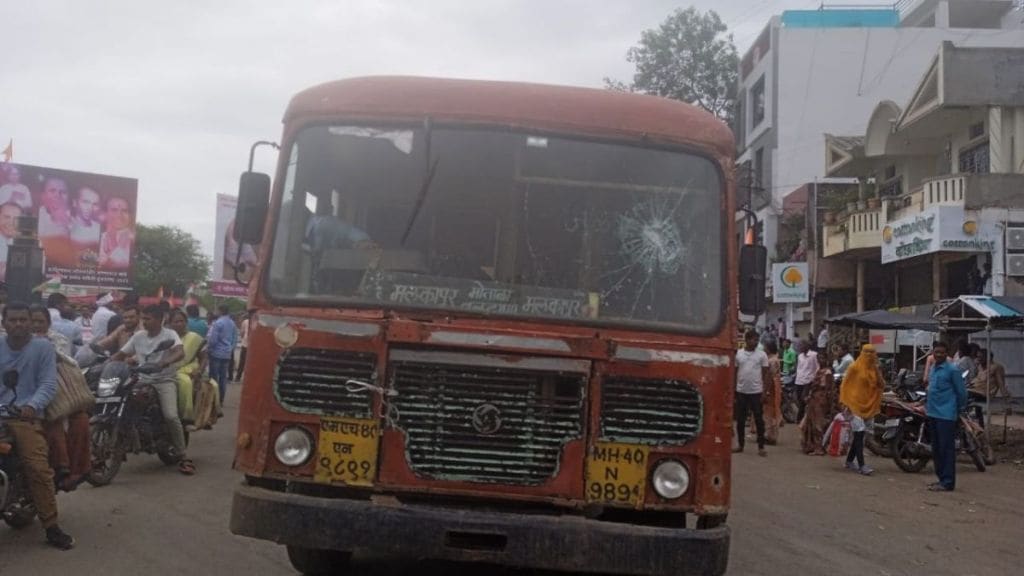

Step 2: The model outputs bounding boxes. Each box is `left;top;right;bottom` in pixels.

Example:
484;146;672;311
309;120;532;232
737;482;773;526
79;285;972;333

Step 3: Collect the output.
391;355;585;485
600;377;703;445
274;348;376;417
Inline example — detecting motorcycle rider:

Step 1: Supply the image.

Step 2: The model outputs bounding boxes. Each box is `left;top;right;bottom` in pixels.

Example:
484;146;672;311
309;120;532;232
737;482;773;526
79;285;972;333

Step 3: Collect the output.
0;302;75;549
111;304;194;475
926;341;967;492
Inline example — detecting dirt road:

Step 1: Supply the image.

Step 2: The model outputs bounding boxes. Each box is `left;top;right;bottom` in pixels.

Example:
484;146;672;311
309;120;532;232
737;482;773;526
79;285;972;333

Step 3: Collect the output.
2;386;1021;575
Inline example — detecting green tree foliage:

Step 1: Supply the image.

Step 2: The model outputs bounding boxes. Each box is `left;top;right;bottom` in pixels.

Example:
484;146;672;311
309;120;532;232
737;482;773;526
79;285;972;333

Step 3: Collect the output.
133;224;211;297
607;7;739;124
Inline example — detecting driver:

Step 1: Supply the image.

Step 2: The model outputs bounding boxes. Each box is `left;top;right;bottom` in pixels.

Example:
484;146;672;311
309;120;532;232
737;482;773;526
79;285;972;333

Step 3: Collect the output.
111;304;194;475
0;302;75;549
303;195;378;292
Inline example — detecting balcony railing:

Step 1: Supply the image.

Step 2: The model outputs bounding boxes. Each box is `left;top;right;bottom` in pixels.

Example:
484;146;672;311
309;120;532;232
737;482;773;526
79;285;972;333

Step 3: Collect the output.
922;175;965;208
822;204;883;258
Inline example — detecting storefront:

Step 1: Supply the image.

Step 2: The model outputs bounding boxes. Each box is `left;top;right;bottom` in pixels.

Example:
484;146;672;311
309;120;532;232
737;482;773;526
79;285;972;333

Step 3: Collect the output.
882;205;1002;306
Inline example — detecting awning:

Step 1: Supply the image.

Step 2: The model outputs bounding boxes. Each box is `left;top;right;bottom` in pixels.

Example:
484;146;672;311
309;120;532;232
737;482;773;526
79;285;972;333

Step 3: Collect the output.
933;296;1024;329
827;309;939;331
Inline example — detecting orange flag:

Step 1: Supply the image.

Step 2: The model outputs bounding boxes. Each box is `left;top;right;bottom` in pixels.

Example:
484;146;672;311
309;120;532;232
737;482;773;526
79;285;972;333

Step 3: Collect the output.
1;139;11;163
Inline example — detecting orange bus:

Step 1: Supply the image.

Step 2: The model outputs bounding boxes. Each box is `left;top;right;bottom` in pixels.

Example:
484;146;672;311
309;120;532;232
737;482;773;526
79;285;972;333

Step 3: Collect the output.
229;76;764;576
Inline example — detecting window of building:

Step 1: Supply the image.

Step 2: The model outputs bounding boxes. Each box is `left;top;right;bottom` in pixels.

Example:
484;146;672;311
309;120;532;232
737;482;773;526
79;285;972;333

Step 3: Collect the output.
958;142;990;174
968;122;985;141
751;77;765;128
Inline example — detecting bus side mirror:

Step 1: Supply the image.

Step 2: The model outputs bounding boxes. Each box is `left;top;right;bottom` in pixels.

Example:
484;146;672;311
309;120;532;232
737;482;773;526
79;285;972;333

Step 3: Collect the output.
738;244;767;317
235;172;271;245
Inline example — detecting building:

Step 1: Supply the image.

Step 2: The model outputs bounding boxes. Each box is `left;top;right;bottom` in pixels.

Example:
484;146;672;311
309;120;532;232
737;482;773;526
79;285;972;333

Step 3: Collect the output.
821;41;1024;394
735;1;1024;329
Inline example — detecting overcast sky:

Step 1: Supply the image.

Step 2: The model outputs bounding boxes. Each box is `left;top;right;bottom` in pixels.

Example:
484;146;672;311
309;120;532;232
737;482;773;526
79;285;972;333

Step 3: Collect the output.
3;0;821;257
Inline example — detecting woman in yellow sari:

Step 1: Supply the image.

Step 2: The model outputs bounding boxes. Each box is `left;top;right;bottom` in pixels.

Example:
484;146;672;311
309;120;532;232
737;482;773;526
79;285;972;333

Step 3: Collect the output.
169;309;205;425
839;344;884;475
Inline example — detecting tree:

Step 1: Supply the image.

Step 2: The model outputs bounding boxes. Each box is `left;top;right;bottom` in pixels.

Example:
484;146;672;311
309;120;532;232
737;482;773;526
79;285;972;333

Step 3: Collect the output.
133;224;211;297
606;7;739;124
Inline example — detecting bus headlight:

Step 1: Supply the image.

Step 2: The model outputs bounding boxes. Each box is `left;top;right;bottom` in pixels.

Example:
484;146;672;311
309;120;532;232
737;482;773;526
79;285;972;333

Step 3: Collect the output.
274;427;313;467
651;460;690;499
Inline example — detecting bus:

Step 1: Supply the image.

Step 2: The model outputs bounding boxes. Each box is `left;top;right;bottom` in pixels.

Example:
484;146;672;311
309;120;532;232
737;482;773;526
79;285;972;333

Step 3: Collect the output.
228;76;765;576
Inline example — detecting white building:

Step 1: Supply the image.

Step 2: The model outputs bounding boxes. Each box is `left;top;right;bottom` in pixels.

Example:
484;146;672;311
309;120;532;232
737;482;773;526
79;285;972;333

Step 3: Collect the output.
736;1;1024;266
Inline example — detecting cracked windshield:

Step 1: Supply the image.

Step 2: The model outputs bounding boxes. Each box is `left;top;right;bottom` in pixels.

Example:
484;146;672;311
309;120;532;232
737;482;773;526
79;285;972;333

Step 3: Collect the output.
268;125;723;330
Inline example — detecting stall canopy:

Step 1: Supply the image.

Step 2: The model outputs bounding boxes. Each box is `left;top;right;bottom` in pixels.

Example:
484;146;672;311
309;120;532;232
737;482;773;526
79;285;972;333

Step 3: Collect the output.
933;296;1024;329
827;309;939;331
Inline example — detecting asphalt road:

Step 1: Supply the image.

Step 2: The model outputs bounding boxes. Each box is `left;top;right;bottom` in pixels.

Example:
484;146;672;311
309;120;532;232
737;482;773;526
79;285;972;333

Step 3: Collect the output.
3;385;1022;576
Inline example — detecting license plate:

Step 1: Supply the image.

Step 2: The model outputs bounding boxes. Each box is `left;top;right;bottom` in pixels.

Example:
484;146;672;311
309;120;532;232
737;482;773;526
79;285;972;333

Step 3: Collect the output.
94;396;121;404
313;417;380;486
585;442;650;507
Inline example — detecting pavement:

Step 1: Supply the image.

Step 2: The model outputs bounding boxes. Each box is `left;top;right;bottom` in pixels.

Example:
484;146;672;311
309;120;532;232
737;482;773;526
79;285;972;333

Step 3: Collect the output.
2;384;1022;576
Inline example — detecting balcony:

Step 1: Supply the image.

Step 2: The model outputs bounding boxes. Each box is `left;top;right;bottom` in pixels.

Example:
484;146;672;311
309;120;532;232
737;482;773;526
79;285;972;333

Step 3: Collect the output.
822;205;884;259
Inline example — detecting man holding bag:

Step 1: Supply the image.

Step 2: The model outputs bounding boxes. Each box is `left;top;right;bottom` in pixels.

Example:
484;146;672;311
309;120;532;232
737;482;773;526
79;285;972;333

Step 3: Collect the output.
0;302;75;549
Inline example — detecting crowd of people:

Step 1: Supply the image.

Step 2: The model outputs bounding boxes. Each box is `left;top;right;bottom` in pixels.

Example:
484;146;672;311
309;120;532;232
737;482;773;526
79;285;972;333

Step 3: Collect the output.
0;291;253;550
735;325;1003;492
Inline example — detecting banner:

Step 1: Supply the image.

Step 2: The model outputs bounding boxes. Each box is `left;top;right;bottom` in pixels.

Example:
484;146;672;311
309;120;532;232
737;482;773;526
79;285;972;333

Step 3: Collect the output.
0;162;137;289
771;262;810;303
210;193;255;297
881;205;999;264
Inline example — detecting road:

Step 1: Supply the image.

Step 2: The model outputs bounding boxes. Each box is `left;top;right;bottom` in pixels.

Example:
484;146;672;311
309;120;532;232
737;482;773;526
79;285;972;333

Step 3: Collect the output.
3;385;1022;576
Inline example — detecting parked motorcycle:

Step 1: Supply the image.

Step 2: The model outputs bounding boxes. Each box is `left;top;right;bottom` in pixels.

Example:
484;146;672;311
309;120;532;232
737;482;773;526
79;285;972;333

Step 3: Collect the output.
885;370;994;473
88;341;189;486
0;371;37;529
781;373;799;424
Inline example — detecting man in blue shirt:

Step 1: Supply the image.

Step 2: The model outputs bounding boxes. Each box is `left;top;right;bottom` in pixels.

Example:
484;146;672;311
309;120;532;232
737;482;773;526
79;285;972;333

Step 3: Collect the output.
207;304;238;404
0;302;75;549
926;341;968;492
45;293;83;356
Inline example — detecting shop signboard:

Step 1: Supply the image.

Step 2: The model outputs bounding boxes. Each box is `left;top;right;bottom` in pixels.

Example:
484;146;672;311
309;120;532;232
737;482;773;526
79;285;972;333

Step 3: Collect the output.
881;205;999;264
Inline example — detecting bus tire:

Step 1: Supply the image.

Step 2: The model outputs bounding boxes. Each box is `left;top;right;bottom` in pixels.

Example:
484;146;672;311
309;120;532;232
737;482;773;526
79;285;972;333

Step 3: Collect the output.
286;546;352;576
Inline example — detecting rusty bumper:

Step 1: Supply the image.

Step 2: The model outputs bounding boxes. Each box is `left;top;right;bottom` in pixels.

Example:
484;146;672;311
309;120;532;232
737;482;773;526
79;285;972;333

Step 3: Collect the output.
231;483;729;576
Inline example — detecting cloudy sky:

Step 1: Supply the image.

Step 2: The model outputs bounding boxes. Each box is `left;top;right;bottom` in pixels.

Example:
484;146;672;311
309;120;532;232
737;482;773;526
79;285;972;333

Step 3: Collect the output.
4;0;820;257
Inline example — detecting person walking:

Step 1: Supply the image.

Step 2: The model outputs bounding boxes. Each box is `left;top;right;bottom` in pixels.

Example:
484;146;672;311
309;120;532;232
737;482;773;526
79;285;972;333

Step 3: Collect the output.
780;339;797;379
801;353;833;455
758;340;783;445
734;330;769;457
794;342;818;423
207;304;238;405
234;310;253;382
926;341;967;491
840;344;884;476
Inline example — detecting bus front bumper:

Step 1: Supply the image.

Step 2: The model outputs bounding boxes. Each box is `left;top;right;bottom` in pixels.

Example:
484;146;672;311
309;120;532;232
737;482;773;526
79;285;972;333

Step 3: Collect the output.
231;483;729;576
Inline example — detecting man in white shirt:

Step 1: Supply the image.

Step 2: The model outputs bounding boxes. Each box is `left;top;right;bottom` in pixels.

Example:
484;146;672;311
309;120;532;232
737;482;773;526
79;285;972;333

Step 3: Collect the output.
795;342;819;423
832;343;855;376
91;293;116;341
735;330;770;456
817;323;829;352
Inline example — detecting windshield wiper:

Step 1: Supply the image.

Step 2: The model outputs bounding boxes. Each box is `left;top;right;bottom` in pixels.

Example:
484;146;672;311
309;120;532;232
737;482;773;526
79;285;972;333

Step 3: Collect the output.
399;156;440;246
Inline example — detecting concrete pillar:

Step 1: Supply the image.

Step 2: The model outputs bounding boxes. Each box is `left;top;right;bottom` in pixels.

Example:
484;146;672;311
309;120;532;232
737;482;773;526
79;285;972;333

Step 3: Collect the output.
856;259;865;313
932;254;942;303
935;1;950;28
1012;107;1024;174
989;107;1009;173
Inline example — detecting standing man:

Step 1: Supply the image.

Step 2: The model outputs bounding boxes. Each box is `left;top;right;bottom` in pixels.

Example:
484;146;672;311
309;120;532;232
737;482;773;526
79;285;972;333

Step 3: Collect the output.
816;322;829;352
734;330;769;457
794;341;819;423
780;339;797;379
91;293;116;342
926;341;967;492
207;304;238;404
0;302;75;549
185;304;208;338
832;343;855;376
112;305;192;475
234;309;254;382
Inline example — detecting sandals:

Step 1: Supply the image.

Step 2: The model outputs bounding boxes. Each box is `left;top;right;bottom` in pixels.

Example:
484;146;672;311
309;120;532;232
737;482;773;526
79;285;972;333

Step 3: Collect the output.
178;459;197;476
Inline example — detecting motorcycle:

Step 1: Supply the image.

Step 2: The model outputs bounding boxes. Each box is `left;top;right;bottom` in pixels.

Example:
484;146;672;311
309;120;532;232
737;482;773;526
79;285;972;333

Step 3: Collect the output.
866;369;922;458
88;340;189;486
0;370;38;529
885;370;995;473
781;372;799;424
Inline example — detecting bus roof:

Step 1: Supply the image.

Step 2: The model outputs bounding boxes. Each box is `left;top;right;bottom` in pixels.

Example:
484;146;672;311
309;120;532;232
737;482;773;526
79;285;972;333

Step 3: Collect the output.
284;76;734;160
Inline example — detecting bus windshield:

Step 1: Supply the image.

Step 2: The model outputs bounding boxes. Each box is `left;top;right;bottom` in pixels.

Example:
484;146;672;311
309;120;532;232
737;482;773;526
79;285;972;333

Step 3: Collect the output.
267;124;724;332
